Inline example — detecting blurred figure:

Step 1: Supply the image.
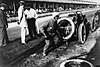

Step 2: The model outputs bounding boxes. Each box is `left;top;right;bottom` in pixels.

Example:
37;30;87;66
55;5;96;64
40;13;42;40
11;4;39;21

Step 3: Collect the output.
18;1;28;44
0;3;9;46
24;4;38;39
59;7;64;11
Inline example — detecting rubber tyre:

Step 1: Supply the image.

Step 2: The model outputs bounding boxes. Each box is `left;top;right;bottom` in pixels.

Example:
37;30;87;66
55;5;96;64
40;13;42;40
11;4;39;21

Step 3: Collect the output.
58;59;94;67
78;23;87;44
91;14;99;32
91;19;97;32
57;18;75;40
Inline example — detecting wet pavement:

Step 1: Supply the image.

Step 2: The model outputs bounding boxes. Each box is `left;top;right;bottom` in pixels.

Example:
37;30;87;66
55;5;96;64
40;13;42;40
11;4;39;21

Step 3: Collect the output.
86;36;100;66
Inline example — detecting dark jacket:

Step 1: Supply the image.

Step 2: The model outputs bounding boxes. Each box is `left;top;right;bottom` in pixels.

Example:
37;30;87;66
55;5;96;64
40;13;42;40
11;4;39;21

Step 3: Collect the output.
0;9;8;28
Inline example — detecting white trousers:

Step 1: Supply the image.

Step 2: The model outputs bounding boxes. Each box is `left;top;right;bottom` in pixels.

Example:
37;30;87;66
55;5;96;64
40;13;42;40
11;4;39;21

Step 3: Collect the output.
21;27;27;43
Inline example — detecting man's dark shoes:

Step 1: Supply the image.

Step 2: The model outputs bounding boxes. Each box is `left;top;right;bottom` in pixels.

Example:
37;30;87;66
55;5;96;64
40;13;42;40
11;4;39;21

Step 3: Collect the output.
2;44;7;46
34;36;39;39
37;34;42;38
21;43;27;45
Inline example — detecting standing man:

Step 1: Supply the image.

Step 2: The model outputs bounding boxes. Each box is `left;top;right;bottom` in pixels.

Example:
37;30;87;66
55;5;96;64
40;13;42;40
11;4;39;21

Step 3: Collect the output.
18;1;28;44
0;3;9;46
24;4;38;39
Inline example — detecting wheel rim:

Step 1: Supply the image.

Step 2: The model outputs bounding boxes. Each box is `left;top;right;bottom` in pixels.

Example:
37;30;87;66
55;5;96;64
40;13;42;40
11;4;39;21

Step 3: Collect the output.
82;25;86;43
78;23;87;44
92;20;97;31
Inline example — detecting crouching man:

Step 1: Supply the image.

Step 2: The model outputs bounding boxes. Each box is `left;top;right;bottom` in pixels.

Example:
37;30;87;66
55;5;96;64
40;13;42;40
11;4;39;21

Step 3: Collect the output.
39;13;60;56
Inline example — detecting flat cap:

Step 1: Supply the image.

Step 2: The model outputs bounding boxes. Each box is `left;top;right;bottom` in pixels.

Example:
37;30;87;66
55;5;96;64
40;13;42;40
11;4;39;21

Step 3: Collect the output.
19;1;25;5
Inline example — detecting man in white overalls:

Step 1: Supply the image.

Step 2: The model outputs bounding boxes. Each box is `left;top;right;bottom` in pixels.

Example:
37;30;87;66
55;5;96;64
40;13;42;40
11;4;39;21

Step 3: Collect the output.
18;1;28;44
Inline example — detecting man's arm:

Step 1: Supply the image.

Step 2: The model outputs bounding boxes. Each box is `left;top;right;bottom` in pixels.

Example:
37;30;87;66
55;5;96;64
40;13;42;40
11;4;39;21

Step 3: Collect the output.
0;10;8;28
34;10;37;19
39;23;49;38
18;7;23;24
31;9;37;19
4;13;8;28
0;10;4;27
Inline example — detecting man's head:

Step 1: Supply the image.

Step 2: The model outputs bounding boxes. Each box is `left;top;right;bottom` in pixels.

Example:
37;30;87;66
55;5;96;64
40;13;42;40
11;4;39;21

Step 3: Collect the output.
26;4;31;10
52;12;59;21
0;3;7;11
26;3;33;10
54;15;59;20
19;1;25;6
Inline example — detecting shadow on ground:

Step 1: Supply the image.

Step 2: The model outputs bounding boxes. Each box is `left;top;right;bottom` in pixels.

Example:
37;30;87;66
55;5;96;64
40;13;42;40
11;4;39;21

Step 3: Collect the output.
0;35;45;67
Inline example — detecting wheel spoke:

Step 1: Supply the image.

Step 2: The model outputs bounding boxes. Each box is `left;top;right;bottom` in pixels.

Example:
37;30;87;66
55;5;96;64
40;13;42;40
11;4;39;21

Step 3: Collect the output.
64;23;72;35
58;18;75;40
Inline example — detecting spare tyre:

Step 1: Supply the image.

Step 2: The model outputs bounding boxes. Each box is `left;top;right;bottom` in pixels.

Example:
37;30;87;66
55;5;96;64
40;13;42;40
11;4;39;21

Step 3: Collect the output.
78;23;87;44
57;18;75;40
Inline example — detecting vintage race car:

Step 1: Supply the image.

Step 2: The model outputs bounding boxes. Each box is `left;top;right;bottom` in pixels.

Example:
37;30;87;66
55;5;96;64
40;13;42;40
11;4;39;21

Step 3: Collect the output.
91;10;100;32
52;11;90;44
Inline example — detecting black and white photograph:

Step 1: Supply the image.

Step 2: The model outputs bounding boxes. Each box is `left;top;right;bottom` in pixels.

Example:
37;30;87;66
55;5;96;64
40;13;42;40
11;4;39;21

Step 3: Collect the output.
0;0;100;67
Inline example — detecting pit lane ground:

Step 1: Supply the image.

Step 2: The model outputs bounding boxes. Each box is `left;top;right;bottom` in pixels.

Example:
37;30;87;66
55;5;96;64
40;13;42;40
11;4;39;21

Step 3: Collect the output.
0;8;100;67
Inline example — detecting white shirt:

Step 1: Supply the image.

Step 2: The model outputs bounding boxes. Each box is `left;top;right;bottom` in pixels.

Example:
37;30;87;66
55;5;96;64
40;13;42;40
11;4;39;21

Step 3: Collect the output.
24;8;37;19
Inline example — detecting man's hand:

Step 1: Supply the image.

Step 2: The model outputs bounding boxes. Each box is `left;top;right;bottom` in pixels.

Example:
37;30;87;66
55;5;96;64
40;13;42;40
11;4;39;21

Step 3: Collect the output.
48;27;54;33
6;25;8;28
44;35;47;38
43;33;47;38
17;21;20;25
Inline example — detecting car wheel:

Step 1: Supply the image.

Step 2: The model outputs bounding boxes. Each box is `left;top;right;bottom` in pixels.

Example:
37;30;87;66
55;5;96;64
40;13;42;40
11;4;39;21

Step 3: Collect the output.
58;18;75;40
78;23;87;44
91;15;99;32
58;59;94;67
